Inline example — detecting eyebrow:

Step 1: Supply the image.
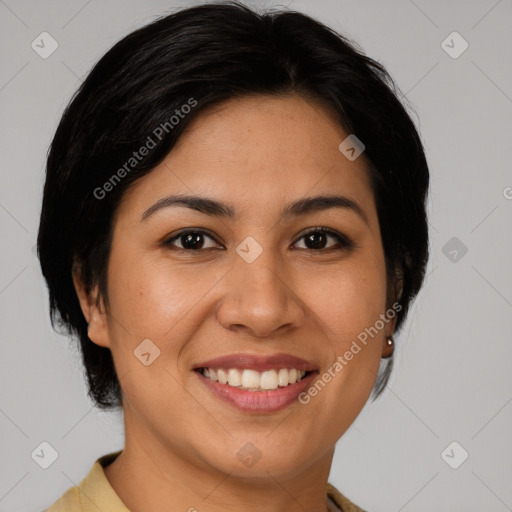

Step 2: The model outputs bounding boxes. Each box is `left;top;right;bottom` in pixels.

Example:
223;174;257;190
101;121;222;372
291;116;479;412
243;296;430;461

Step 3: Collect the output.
141;193;369;226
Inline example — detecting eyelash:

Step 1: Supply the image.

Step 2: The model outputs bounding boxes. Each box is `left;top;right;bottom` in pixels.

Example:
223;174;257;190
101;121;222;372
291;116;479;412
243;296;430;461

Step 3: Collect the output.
162;227;355;253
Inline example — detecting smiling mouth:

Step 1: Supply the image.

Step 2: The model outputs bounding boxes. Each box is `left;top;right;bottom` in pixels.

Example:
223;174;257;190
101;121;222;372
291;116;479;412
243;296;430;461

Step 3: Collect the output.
195;367;312;391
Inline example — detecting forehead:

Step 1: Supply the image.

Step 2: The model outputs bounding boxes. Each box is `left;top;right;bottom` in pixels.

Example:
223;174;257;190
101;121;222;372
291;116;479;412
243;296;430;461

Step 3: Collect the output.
118;93;376;221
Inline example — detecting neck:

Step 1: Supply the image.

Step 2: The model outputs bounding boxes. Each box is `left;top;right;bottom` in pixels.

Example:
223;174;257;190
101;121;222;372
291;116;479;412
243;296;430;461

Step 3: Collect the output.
104;409;335;512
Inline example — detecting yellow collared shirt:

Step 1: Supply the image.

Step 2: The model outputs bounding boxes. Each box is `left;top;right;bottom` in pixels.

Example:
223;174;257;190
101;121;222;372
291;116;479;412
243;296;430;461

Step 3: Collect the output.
44;451;366;512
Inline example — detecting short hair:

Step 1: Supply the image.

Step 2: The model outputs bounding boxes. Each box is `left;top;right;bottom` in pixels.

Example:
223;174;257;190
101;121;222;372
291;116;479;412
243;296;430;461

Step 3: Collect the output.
37;1;429;409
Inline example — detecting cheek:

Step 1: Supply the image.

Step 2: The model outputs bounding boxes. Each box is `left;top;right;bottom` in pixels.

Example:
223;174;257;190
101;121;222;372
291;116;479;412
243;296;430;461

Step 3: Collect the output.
105;251;225;373
301;262;387;436
106;254;193;333
298;247;387;415
303;253;388;343
103;255;203;411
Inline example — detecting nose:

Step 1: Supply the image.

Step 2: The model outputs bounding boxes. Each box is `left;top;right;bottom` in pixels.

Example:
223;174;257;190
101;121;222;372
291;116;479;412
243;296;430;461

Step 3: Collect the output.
215;250;305;338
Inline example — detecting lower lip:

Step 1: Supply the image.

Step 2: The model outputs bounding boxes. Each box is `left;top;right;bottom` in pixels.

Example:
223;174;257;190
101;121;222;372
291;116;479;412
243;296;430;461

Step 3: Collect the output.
196;370;318;413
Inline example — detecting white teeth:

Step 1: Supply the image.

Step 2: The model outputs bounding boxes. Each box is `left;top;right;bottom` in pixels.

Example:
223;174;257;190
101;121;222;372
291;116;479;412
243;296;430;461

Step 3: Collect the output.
217;368;228;385
201;367;308;390
227;369;242;387
278;368;289;387
260;370;278;390
241;369;260;388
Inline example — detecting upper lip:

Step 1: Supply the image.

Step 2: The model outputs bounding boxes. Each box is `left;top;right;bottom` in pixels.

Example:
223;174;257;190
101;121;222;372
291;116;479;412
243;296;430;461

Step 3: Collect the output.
193;352;318;372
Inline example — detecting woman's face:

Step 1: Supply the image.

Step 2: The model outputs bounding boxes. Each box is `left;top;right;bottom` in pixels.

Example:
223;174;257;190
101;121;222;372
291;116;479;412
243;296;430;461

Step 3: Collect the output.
81;93;395;478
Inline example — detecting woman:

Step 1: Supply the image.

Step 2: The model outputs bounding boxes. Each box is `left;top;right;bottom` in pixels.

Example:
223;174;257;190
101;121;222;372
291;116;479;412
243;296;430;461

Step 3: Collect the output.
38;2;429;511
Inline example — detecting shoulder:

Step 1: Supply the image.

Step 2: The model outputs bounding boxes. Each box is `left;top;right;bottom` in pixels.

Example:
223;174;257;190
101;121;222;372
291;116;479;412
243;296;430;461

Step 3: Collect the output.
327;482;368;512
44;450;124;512
44;485;81;511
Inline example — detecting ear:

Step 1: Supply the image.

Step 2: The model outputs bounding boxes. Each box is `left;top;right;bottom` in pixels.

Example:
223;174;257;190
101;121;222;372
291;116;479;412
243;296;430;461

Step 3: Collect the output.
72;266;111;349
381;315;397;359
382;269;402;359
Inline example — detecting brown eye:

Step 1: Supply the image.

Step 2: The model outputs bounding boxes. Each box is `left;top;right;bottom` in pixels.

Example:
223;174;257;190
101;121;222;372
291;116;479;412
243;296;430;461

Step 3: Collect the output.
162;227;354;253
163;230;221;250
293;227;355;251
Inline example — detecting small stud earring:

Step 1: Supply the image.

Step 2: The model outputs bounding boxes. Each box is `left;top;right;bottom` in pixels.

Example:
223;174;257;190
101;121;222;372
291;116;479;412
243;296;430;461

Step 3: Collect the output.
386;335;394;346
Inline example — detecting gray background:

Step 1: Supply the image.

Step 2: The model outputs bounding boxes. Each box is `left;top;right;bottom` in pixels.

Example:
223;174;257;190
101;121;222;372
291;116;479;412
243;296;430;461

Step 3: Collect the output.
0;0;511;511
